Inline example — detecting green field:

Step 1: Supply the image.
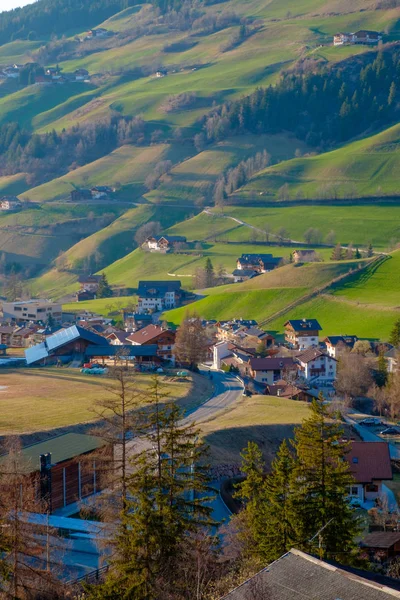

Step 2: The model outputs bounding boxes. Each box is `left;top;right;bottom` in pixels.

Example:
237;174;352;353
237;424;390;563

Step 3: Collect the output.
213;205;400;250
236;123;400;203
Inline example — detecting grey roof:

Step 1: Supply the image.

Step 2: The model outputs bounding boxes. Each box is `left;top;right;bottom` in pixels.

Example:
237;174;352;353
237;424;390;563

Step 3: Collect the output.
238;254;281;265
25;325;106;364
324;335;358;347
249;357;295;371
232;269;257;277
362;532;400;550
85;344;158;357
385;347;398;359
138;280;181;298
155;235;187;243
0;433;106;474
222;549;400;599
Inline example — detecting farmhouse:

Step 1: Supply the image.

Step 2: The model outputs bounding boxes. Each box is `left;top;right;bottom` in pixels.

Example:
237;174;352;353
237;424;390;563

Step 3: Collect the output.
236;253;282;273
3;300;62;324
137;280;182;313
265;380;310;401
91;185;113;199
0;433;111;513
86;28;110;39
145;235;187;253
334;30;382;46
345;442;392;506
232;268;257;283
324;335;358;358
222;548;400;599
361;532;400;563
292;249;318;263
284;319;321;350
74;68;89;81
295;347;337;384
246;356;297;384
78;274;101;292
127;324;176;362
0;196;22;211
25;325;106;365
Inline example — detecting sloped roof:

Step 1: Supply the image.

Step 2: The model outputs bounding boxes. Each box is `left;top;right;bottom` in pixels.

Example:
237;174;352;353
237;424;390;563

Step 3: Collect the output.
86;344;158;357
296;348;336;364
362;532;400;550
221;549;400;599
249;357;295;371
138;280;181;298
0;433;106;474
232;269;257;277
285;319;322;331
127;324;173;344
346;442;392;484
25;325;106;364
324;335;357;347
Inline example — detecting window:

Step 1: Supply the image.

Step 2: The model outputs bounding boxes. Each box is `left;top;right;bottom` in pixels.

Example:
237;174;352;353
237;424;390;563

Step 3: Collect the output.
352;457;358;464
366;483;379;493
14;306;22;311
348;486;359;496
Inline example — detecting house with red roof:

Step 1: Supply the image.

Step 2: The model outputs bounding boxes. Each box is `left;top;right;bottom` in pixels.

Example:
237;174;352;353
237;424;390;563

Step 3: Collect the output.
345;442;392;506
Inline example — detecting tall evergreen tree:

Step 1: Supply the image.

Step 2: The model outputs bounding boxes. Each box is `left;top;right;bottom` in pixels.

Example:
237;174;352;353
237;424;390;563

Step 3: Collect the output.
204;258;215;288
390;318;400;348
291;398;360;562
97;272;113;298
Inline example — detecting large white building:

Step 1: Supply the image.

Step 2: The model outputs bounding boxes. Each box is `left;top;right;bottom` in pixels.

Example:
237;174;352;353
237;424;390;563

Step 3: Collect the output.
2;300;62;323
136;281;182;314
295;347;337;384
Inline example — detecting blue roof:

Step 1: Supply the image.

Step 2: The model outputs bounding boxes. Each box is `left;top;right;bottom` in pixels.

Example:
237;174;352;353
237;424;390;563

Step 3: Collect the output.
85;344;158;357
285;319;322;331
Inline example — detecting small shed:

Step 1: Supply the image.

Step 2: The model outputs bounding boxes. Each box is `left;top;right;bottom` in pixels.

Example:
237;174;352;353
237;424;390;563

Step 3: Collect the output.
361;532;400;561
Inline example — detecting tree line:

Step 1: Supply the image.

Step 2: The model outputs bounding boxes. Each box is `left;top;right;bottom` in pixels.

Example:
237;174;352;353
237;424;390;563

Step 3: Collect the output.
199;48;400;150
0;116;145;187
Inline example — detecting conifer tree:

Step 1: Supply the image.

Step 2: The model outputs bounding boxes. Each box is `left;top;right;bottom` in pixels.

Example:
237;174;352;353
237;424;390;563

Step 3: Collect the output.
259;440;296;562
390;318;400;348
355;247;361;259
367;242;374;257
291;398;360;562
204;258;215;288
97;272;113;298
376;352;388;387
331;243;343;261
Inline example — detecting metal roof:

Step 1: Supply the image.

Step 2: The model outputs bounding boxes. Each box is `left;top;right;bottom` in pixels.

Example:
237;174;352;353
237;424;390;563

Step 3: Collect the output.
0;433;106;474
85;344;158;357
25;325;107;364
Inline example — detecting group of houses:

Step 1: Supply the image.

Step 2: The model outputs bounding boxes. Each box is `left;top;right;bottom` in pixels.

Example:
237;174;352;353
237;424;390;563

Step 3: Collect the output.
70;185;114;202
232;250;319;282
144;234;187;253
0;62;90;85
82;27;112;41
333;30;382;46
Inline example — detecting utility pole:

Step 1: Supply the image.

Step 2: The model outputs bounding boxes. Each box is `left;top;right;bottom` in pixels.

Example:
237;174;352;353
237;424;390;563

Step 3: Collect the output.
309;518;335;560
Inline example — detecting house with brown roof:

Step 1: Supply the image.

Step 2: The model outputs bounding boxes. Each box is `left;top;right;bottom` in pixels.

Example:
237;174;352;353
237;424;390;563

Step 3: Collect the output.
247;356;297;384
345;442;392;506
78;275;101;292
145;235;187;253
296;347;337;384
236;253;282;273
265;380;310;401
361;532;400;563
284;319;321;350
127;324;176;362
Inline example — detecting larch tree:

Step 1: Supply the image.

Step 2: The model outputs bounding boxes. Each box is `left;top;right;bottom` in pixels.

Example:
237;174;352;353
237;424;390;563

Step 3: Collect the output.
174;313;209;369
389;319;400;348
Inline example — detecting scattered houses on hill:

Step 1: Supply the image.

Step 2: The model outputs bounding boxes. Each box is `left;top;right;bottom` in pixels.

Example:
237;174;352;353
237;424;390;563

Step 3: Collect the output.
145;234;187;253
334;30;382;46
284;319;322;350
236;253;282;273
137;280;183;313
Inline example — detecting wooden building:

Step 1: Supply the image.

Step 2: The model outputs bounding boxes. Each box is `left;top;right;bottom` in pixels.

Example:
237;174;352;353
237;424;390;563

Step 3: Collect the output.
0;433;111;513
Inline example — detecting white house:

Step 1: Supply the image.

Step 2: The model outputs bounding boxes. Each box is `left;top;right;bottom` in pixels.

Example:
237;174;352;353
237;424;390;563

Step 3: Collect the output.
136;281;182;314
247;356;297;385
295;348;337;384
345;442;392;506
323;335;357;358
284;319;321;350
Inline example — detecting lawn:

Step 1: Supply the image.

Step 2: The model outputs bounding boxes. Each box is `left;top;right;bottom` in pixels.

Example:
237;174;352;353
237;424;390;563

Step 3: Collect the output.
331;252;400;308
200;395;310;467
164;287;307;325
220;204;400;250
63;295;137;315
0;368;212;434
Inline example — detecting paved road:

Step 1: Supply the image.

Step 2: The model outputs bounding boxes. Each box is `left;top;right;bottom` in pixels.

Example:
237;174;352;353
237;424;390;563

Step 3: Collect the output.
183;369;243;424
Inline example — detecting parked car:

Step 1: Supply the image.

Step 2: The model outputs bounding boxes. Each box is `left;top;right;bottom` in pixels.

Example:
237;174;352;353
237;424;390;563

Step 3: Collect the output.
359;418;383;426
380;427;400;436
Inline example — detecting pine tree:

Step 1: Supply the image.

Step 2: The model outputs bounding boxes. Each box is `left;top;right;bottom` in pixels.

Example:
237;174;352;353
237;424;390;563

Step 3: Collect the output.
97;272;113;298
258;440;296;562
204;258;215;288
367;242;374;257
390;319;400;348
355;247;361;259
291;398;360;562
376;352;388;388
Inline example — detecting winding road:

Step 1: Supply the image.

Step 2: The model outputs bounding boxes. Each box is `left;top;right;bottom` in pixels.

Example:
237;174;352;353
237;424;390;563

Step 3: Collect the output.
184;369;244;424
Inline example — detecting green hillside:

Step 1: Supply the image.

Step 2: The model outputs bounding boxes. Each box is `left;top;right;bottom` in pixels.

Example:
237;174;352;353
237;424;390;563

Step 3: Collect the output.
235;123;400;202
